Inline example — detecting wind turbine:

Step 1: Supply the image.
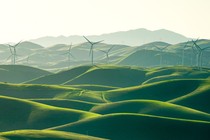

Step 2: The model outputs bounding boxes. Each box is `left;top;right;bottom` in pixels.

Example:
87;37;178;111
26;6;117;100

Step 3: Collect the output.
99;46;114;63
154;44;169;66
7;41;22;64
182;41;190;66
83;36;103;65
63;43;74;68
191;39;199;68
192;39;210;70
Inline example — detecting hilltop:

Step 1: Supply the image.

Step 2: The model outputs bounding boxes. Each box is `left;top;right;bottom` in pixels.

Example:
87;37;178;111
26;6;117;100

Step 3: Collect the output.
0;65;51;83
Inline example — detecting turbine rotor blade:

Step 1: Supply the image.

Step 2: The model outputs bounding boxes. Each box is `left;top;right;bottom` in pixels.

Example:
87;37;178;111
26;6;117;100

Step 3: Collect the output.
6;55;12;61
162;45;169;50
192;45;198;54
14;40;22;47
69;53;75;58
93;40;103;45
154;45;161;50
8;46;13;54
192;40;201;51
108;46;114;53
83;36;92;44
61;52;69;55
98;49;107;54
202;46;210;51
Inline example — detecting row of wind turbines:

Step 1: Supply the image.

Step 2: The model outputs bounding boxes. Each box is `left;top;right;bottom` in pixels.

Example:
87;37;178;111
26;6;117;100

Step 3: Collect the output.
62;36;114;68
5;37;210;71
5;36;115;67
154;39;210;70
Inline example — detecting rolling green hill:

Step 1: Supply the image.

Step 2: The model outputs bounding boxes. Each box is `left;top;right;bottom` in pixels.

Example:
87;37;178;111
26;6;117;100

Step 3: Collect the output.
52;113;210;140
26;65;146;87
136;41;171;50
143;66;210;84
118;49;181;67
90;100;210;121
0;83;82;99
31;99;98;111
25;65;210;87
25;65;92;84
0;96;99;131
105;79;202;102
0;130;106;140
0;65;51;83
169;79;210;113
0;82;107;103
1;65;210;139
63;65;146;87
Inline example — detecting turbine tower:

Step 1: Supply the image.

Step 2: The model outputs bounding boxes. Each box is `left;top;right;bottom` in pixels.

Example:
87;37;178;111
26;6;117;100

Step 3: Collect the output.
83;36;103;65
191;39;199;68
192;39;210;70
182;41;190;66
63;43;74;68
99;46;114;63
7;41;22;64
154;45;169;66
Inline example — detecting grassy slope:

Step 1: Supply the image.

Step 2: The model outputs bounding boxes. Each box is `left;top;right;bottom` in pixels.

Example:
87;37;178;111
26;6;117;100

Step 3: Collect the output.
144;66;210;84
0;65;51;83
0;96;99;131
58;91;107;103
118;49;180;67
30;99;98;111
0;65;210;139
0;83;83;99
169;79;210;113
25;65;92;84
105;79;201;102
0;130;106;140
64;65;146;87
118;50;160;66
0;82;106;103
90;100;210;122
52;113;210;140
70;84;118;91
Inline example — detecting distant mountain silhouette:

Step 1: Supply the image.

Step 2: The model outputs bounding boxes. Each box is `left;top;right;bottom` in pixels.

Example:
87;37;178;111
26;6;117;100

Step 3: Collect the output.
30;28;190;47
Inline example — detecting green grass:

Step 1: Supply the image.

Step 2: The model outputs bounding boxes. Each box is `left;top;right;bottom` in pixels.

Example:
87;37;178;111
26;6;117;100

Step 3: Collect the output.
118;49;181;67
0;82;84;99
69;84;119;91
1;65;210;139
105;79;201;102
144;66;210;84
25;65;92;84
0;82;107;103
51;113;210;140
0;130;106;140
61;65;147;87
55;91;107;103
30;99;98;111
169;79;210;113
90;99;210;122
0;96;100;131
0;65;51;83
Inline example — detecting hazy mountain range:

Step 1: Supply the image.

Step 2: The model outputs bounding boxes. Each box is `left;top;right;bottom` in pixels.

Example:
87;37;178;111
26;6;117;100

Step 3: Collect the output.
30;28;190;47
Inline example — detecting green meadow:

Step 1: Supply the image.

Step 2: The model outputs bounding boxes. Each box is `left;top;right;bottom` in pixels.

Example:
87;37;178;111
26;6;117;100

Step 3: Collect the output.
0;65;210;140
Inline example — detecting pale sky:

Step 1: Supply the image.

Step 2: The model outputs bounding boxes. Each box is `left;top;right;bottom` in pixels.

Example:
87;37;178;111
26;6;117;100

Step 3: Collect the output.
0;0;210;43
